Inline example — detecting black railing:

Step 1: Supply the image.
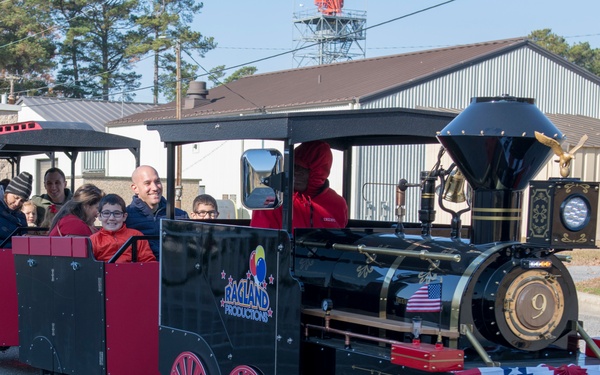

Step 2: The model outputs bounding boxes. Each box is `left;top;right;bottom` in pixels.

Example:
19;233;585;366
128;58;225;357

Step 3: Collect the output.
107;235;159;263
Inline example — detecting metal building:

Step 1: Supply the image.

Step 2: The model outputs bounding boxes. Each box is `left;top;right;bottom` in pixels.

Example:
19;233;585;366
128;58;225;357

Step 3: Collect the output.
357;45;600;227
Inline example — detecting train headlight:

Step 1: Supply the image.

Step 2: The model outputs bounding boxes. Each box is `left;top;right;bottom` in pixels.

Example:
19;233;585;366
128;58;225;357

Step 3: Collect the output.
560;195;590;231
528;180;598;249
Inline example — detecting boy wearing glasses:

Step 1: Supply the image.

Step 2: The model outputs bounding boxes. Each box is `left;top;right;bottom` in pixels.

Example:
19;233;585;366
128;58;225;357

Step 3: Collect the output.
91;194;156;263
190;194;219;220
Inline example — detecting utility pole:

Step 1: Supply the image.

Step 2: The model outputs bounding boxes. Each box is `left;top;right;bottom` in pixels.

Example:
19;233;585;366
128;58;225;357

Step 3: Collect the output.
3;74;19;104
175;40;183;209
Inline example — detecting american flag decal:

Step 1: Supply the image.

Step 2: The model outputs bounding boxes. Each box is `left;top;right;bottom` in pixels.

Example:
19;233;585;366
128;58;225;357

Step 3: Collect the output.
406;283;442;313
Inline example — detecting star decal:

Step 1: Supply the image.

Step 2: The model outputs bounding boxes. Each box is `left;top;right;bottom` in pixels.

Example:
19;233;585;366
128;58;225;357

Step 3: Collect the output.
262;280;267;289
228;275;233;285
221;270;226;279
267;308;273;318
220;299;225;307
246;270;252;279
268;274;274;284
504;367;522;375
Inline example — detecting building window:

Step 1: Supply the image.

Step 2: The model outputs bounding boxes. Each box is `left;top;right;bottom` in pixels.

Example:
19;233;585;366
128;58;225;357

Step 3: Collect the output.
83;150;105;175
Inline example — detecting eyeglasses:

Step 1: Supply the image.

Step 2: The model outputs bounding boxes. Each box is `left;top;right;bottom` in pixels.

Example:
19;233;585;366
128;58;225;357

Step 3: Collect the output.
100;211;124;219
194;210;218;218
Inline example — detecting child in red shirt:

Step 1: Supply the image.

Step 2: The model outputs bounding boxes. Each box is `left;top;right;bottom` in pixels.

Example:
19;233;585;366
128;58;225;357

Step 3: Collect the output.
91;194;156;263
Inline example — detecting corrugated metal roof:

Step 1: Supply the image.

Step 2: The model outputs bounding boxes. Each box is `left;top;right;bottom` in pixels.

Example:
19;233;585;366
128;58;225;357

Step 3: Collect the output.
110;37;543;126
19;97;155;131
546;113;600;148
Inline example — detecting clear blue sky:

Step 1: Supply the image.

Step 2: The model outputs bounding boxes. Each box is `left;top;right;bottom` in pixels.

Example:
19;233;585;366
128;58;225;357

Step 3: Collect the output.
134;0;600;103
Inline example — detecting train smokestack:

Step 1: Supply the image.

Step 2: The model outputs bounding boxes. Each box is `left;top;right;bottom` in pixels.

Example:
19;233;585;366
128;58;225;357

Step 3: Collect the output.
437;95;563;244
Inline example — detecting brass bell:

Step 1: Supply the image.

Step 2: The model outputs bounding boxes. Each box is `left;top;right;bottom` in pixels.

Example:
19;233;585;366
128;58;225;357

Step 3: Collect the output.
442;169;466;203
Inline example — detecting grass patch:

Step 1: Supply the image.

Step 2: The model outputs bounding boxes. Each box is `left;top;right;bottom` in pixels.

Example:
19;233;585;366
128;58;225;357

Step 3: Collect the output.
576;277;600;295
566;249;600;266
564;249;600;295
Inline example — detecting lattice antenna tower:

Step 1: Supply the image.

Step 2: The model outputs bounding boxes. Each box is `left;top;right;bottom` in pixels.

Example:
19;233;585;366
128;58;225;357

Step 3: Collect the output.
293;1;366;67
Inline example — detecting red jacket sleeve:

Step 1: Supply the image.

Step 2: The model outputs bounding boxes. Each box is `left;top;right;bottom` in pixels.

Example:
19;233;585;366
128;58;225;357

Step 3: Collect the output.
250;207;282;229
137;240;157;262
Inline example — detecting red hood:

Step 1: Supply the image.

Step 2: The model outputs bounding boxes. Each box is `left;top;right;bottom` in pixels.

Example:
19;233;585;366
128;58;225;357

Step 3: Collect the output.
295;141;332;197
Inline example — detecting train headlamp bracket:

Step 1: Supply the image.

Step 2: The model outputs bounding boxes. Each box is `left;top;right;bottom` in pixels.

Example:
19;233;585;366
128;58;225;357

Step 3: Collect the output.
527;179;598;249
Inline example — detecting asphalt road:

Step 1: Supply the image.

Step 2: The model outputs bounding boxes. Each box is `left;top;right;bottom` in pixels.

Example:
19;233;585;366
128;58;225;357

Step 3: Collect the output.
567;265;600;354
566;265;600;283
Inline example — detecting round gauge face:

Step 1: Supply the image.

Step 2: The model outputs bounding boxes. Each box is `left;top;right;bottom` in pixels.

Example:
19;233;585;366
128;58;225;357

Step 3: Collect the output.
321;299;332;311
561;195;590;231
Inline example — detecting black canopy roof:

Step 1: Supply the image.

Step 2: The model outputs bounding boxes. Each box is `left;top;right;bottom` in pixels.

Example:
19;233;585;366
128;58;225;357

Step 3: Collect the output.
145;108;457;220
146;108;456;150
0;121;141;192
0;121;140;154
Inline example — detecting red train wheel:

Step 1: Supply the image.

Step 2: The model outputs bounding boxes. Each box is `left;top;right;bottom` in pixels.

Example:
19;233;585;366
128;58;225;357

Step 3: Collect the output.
229;365;260;375
171;351;208;375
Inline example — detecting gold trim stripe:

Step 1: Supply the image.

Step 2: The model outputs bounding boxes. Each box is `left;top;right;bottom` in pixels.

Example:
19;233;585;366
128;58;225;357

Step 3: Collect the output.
472;216;522;221
449;242;520;348
472;208;522;213
379;239;427;318
380;255;406;319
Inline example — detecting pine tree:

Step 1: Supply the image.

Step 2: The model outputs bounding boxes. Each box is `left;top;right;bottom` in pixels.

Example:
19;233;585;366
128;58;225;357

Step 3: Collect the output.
129;0;216;104
51;0;142;100
0;0;56;97
529;29;600;76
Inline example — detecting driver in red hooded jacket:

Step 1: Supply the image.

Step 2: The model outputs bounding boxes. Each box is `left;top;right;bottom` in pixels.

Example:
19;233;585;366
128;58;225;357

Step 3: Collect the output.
250;140;348;229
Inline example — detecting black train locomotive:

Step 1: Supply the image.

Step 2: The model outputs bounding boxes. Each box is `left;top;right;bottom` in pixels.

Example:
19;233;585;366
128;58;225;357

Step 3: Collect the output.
156;96;600;374
5;98;598;375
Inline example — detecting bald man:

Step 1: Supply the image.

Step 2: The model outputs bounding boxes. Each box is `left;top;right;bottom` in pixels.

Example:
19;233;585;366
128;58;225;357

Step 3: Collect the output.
125;165;188;259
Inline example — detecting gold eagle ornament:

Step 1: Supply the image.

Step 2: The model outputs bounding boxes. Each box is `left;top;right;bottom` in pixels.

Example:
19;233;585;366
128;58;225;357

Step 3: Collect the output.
534;131;588;178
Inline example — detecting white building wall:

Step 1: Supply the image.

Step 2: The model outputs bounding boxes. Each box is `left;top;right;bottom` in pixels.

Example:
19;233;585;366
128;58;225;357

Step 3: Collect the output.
107;125;163;177
109;125;247;199
17;105;45;122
